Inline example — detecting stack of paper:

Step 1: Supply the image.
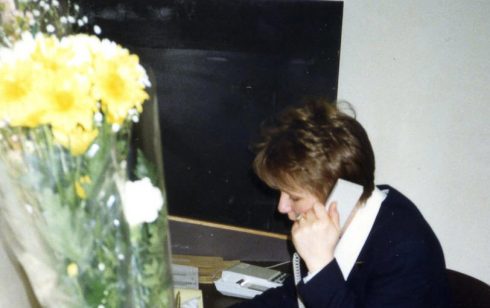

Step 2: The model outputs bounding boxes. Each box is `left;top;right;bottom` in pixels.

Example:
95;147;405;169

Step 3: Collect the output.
172;262;203;308
172;254;240;284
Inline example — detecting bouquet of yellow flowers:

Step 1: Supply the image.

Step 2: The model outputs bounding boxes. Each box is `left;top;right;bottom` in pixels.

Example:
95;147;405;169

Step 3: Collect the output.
0;2;174;308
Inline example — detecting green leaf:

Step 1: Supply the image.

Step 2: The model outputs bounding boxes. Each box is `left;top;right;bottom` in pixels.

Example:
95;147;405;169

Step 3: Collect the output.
134;150;158;185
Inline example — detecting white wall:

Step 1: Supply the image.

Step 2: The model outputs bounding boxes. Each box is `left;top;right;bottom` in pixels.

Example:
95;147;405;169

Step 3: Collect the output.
338;0;490;283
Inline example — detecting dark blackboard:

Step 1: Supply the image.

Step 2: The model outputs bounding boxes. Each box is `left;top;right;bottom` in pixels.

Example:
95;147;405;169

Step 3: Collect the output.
81;0;343;234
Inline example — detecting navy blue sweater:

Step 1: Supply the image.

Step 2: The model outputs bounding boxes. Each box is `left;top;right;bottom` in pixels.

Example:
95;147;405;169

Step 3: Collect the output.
231;186;451;308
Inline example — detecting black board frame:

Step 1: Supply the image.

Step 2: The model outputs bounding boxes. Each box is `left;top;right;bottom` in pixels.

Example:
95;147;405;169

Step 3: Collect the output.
81;0;343;234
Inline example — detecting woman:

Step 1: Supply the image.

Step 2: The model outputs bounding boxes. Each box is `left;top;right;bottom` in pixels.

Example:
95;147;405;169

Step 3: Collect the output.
232;99;451;307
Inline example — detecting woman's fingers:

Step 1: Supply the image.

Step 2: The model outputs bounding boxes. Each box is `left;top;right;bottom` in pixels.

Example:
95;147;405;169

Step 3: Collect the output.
313;202;328;220
327;202;340;230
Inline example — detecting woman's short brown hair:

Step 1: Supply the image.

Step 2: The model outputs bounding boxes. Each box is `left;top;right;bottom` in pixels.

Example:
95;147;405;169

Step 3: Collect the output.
253;98;375;203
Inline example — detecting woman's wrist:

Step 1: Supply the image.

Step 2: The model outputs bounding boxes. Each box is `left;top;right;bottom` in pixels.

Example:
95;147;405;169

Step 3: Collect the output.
305;254;334;274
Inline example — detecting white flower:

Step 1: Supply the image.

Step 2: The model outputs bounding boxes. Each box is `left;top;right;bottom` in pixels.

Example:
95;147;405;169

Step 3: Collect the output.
122;178;163;227
93;25;102;35
0;32;35;63
86;143;100;158
46;24;55;33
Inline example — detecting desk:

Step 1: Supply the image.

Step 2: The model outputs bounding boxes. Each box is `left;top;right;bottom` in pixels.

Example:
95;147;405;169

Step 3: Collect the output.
168;218;292;307
169;217;291;261
201;283;244;308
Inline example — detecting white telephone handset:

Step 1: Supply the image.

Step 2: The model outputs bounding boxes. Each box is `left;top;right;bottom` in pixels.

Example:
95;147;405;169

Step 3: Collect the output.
324;178;364;228
293;178;363;308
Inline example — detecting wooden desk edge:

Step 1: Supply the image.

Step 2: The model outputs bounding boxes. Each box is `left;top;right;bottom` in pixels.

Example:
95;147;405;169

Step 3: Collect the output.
169;215;290;241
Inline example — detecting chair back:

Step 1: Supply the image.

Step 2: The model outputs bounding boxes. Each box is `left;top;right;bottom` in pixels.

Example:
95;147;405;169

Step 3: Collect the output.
447;269;490;308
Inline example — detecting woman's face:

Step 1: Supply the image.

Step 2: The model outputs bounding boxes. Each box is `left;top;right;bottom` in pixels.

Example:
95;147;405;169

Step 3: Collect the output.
278;188;322;221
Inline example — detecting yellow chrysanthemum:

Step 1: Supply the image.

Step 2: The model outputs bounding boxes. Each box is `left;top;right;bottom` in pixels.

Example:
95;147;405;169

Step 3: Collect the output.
93;42;149;125
61;34;102;63
30;35;73;73
0;59;46;127
75;181;87;199
80;176;91;184
0;34;98;129
37;70;96;131
0;33;150;155
66;262;79;277
74;176;91;199
52;125;98;156
57;34;100;79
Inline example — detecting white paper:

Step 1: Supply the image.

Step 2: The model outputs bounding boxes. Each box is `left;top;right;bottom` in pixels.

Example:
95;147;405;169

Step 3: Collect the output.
172;264;199;289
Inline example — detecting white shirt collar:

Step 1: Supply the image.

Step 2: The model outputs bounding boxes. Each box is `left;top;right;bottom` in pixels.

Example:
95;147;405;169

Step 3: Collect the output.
334;187;388;280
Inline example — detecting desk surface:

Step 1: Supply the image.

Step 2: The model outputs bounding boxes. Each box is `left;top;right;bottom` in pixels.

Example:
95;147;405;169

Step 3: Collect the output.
169;218;292;307
201;283;243;308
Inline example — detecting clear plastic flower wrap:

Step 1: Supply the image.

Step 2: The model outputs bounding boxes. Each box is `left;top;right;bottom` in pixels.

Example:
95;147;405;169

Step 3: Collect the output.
0;32;174;307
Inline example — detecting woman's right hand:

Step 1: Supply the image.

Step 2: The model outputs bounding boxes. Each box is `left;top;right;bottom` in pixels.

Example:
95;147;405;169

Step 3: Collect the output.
291;202;341;273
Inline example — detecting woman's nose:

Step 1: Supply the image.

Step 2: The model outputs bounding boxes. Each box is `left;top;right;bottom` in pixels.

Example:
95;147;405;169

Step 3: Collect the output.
277;192;292;214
